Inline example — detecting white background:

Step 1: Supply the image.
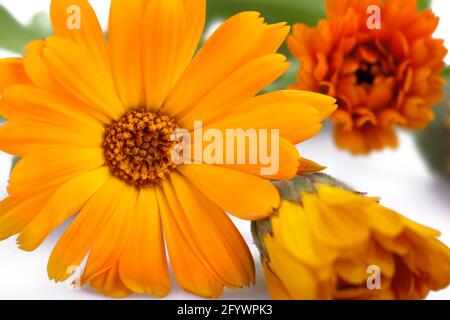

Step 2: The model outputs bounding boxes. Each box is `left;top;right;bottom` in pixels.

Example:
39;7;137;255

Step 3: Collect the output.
0;0;449;300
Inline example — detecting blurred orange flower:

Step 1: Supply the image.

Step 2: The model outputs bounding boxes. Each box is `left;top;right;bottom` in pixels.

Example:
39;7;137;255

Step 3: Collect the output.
288;0;447;154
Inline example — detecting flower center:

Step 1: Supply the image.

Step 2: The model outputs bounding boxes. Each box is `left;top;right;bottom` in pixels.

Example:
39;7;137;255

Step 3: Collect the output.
103;108;180;187
355;63;376;85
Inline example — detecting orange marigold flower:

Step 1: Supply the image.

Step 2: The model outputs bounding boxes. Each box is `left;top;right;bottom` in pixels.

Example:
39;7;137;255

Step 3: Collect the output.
0;0;335;298
288;0;447;154
252;174;450;299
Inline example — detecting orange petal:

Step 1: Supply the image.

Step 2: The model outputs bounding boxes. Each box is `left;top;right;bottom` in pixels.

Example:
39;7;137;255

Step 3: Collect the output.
90;264;133;298
0;85;106;129
17;167;110;251
220;137;300;180
164;12;287;116
0;121;102;157
23;40;58;92
50;0;111;80
81;184;137;283
22;41;110;123
165;173;254;287
178;164;279;220
109;0;146;109
0;58;30;93
177;54;289;129
43;36;124;120
204;90;324;144
142;0;187;110
118;187;170;297
0;188;56;241
8;147;104;197
47;177;126;282
156;186;223;298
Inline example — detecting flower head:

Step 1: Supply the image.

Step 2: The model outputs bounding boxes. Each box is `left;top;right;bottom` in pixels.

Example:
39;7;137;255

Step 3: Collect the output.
288;0;447;154
0;0;335;298
252;174;450;299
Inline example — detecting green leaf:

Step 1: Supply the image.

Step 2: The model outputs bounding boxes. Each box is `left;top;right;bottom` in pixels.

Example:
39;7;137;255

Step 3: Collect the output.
0;5;51;54
415;66;450;180
206;0;325;27
417;0;432;10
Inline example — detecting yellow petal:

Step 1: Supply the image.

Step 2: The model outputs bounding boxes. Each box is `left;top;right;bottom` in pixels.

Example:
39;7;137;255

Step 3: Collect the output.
82;184;137;283
0;189;55;241
165;173;254;287
23;40;58;92
182;131;299;180
109;0;146;108
272;201;336;267
221;137;300;180
302;192;370;249
43;36;124;120
1;85;106;129
178;54;290;129
0;58;30;93
118;187;170;297
142;0;186;110
22;41;110;123
177;0;206;74
9;147;104;197
164;12;287;116
263;263;292;299
203;90;323;144
90;264;133;298
17;167;110;251
50;0;111;80
0;121;102;157
47;177;126;282
178;164;279;220
265;235;321;299
156;186;223;298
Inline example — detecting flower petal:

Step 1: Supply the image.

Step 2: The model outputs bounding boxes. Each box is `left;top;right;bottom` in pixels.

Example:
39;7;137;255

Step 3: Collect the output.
0;189;56;241
81;184;137;283
156;186;223;298
265;235;321;299
47;177;126;282
50;0;111;80
204;90;327;144
0;121;102;157
118;187;170;297
0;85;106;129
43;36;124;120
108;0;146;108
9;147;104;198
177;54;290;129
165;172;254;287
142;0;186;110
0;58;30;93
17;167;110;251
263;263;292;299
178;164;279;220
90;264;133;298
164;12;288;116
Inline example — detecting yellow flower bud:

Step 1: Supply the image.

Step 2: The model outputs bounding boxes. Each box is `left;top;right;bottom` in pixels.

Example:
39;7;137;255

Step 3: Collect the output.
252;174;450;299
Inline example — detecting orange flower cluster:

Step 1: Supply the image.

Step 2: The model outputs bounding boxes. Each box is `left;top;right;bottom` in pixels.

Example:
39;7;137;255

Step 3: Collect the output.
288;0;447;154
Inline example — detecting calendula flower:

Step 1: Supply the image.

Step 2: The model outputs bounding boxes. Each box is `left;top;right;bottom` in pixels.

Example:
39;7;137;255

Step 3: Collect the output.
252;174;450;299
0;0;335;298
288;0;447;154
